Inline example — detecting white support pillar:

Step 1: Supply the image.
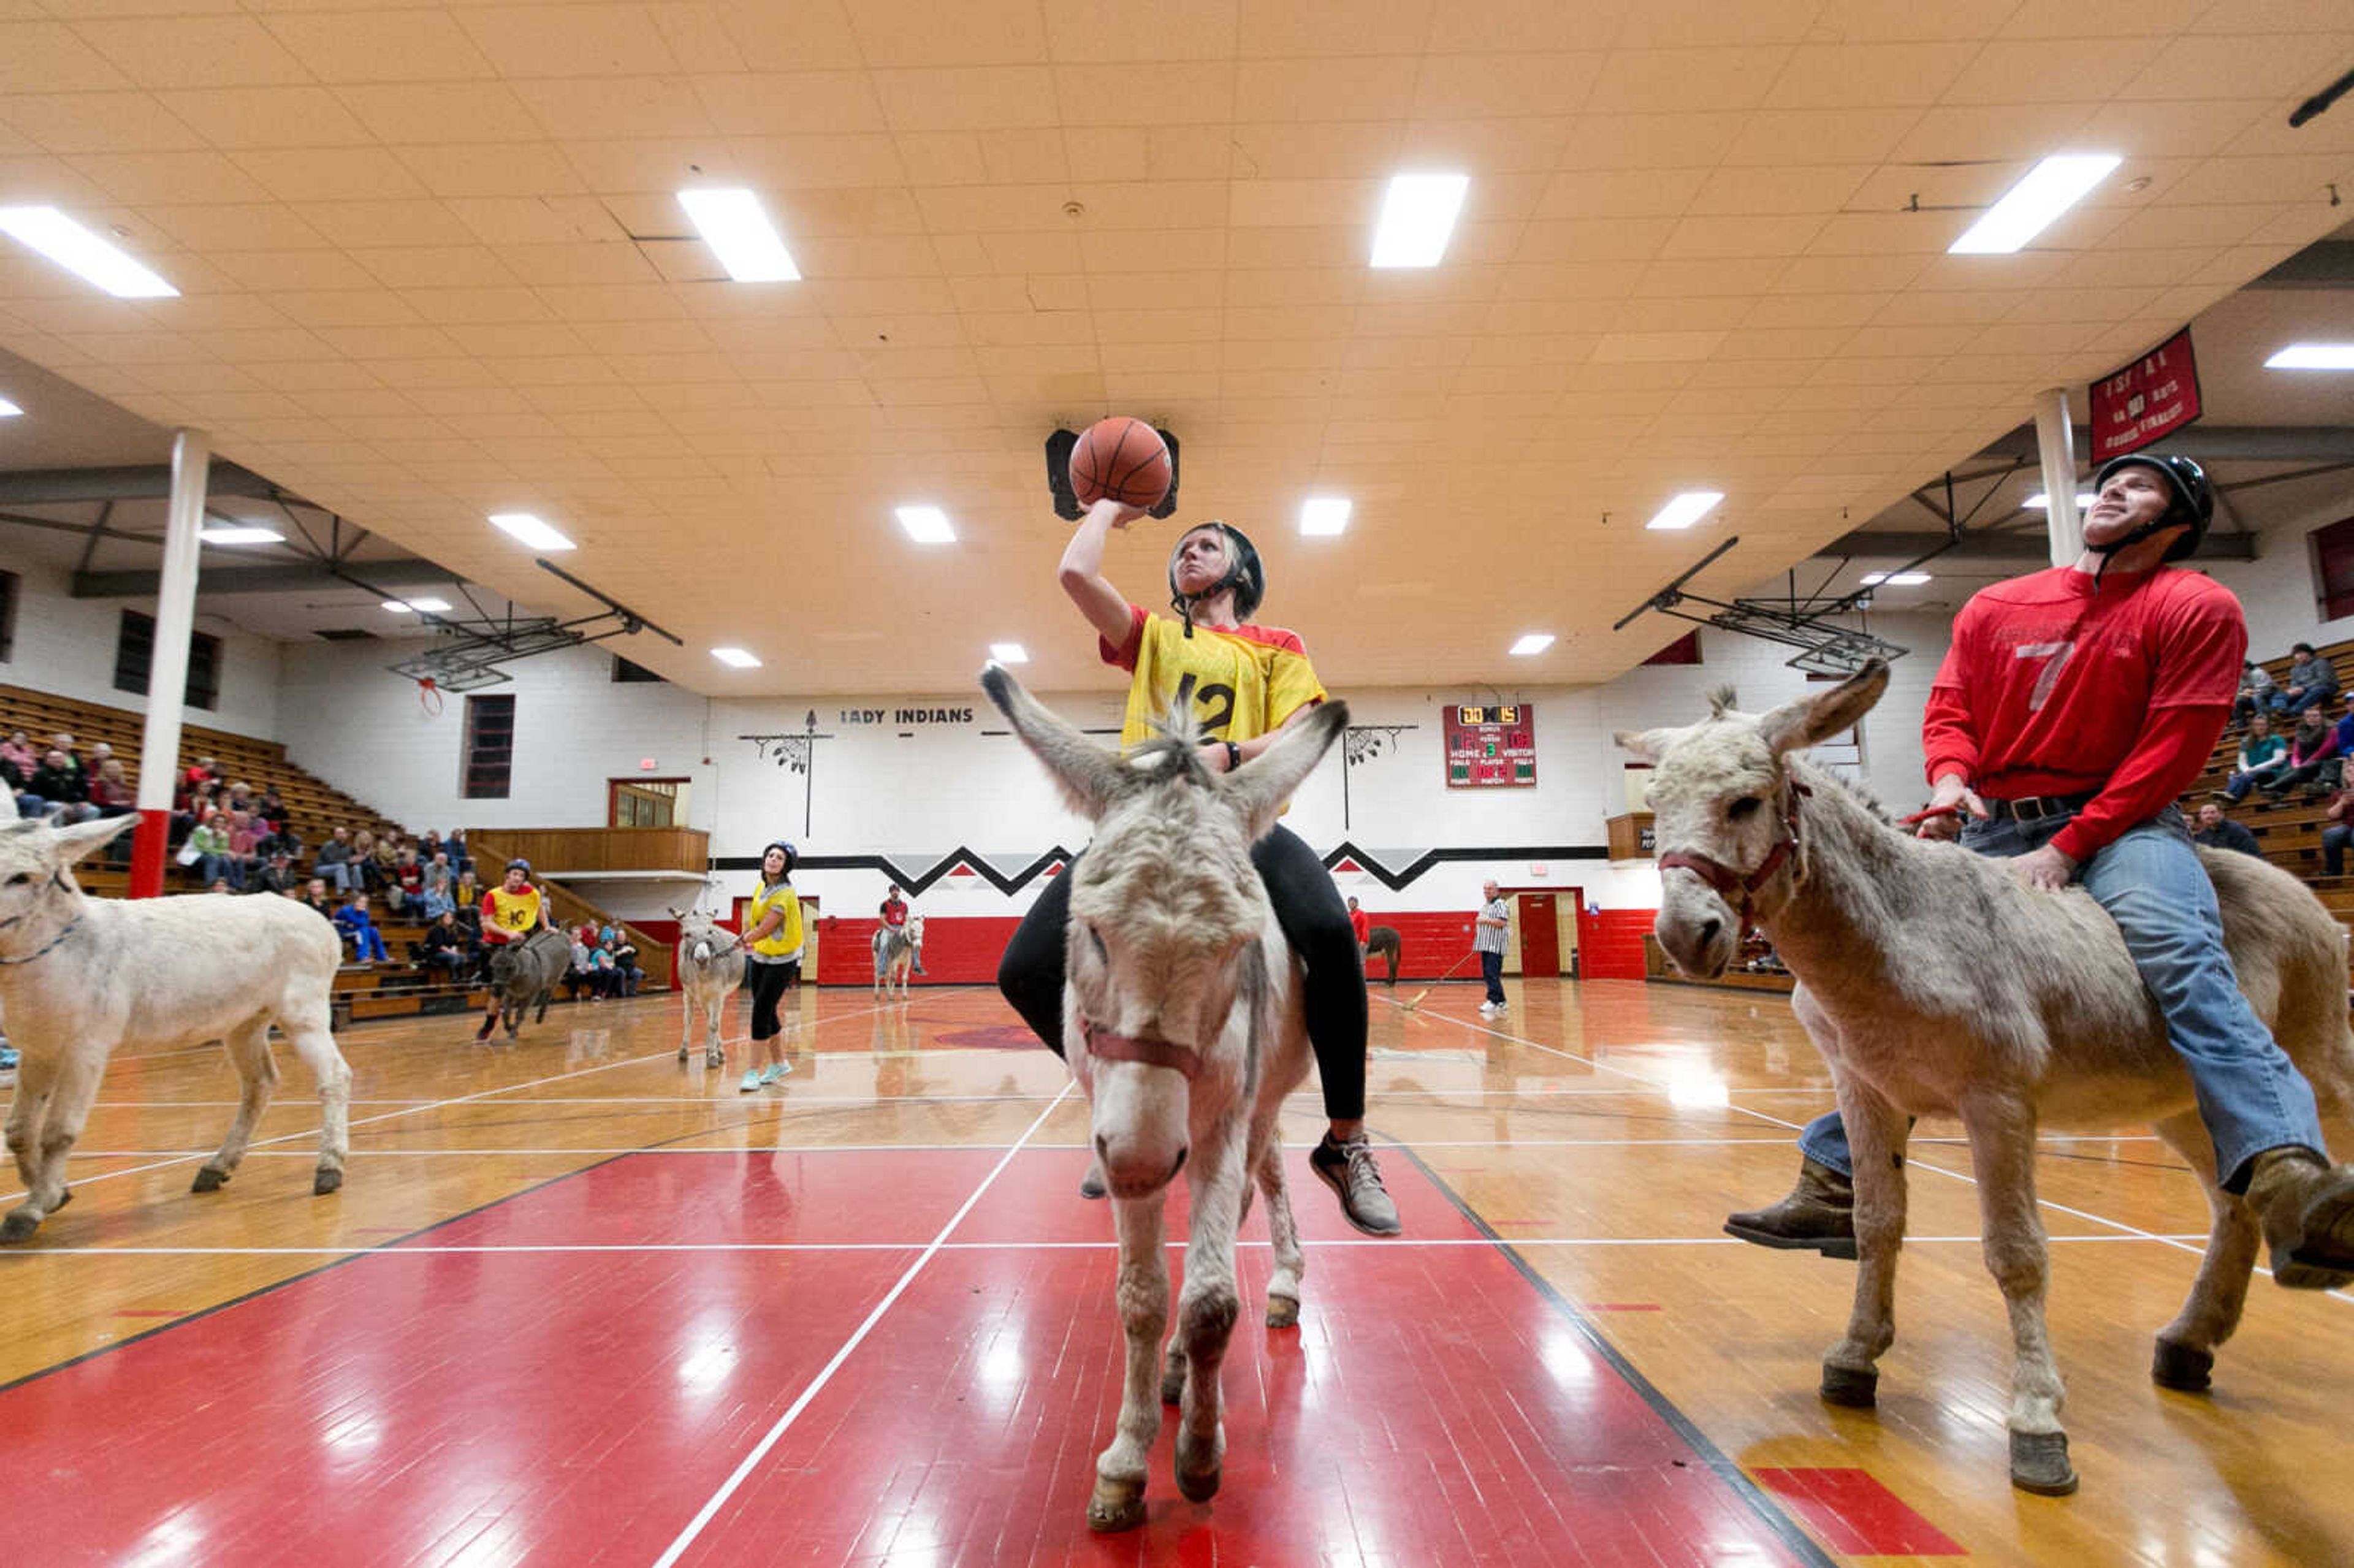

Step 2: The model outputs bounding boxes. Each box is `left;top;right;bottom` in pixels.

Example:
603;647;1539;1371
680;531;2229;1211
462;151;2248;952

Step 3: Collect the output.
128;428;209;898
2033;387;2081;568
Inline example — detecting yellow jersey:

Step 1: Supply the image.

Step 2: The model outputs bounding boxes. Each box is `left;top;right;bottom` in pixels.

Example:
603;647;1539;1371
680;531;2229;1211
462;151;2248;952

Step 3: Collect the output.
1100;604;1325;752
747;880;803;960
482;884;543;937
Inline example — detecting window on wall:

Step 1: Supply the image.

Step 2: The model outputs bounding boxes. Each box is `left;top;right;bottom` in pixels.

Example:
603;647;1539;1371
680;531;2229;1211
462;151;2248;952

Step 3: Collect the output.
462;694;516;799
0;569;17;662
112;609;221;711
2312;516;2354;623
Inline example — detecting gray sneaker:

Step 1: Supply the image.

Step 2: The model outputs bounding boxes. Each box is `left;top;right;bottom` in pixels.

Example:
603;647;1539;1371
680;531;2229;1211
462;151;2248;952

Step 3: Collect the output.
1311;1133;1401;1236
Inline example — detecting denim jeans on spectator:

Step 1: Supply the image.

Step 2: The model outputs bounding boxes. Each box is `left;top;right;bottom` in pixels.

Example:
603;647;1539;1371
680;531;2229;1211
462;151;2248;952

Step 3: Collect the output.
1796;802;2329;1193
196;853;242;890
2265;758;2342;794
2326;824;2354;878
2271;688;2329;718
2221;767;2280;801
319;862;356;892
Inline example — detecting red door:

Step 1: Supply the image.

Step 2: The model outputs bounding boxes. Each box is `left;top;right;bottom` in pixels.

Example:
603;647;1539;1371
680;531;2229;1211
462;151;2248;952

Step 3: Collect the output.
1516;894;1559;978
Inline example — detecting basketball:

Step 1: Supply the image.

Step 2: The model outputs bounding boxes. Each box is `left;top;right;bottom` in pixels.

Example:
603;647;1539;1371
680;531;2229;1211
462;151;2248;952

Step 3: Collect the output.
1068;416;1171;511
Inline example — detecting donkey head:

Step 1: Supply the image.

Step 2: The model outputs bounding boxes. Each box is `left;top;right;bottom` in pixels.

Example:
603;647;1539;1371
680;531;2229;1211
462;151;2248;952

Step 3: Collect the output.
0;813;130;956
982;663;1347;1197
670;905;725;967
1617;660;1887;978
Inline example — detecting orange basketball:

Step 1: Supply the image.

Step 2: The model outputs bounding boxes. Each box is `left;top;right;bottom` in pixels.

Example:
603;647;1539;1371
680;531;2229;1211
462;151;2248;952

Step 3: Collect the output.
1068;416;1171;511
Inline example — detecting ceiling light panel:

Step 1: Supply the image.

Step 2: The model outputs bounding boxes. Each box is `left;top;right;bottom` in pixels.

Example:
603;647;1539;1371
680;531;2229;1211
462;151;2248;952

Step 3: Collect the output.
1861;571;1931;587
383;598;452;613
2266;343;2354;371
989;642;1029;663
896;505;955;544
1299;497;1352;536
0;395;20;417
487;512;575;551
1370;173;1469;268
1948;154;2120;255
1509;633;1555;657
1645;492;1724;531
677;188;800;282
0;206;178;298
711;647;762;669
197;525;283;544
2024;493;2095;509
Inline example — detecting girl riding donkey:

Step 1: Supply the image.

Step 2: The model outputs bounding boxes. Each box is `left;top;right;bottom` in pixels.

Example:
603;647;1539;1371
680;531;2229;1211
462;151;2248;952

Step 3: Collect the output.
997;493;1399;1236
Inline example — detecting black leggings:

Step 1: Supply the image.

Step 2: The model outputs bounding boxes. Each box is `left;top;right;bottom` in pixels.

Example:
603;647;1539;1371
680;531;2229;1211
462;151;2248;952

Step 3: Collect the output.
747;957;799;1041
997;823;1366;1121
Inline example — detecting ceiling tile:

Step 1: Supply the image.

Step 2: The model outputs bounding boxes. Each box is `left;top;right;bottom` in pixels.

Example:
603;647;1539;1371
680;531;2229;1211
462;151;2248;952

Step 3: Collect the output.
1411;53;1604;120
1042;0;1236;61
0;91;202;154
455;4;682;78
0;21;134;93
1764;41;1979;109
1588;48;1783;114
70;148;276;205
257;9;497;83
72;15;312;89
692;73;888;137
511;76;716;141
338;83;550;146
234;147;431;202
1235;0;1433;56
398;142;585;199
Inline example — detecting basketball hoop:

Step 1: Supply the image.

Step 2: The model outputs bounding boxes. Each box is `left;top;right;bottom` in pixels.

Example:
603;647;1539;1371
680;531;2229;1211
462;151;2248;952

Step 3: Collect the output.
417;676;444;717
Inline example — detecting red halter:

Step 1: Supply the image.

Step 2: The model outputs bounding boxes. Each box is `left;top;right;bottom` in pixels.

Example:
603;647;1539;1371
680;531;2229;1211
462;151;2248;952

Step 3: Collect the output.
1656;779;1812;939
1081;1019;1203;1081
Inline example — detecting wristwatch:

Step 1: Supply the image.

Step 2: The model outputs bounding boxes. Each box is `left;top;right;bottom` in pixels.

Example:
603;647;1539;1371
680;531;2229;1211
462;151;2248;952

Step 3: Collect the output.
1224;740;1241;772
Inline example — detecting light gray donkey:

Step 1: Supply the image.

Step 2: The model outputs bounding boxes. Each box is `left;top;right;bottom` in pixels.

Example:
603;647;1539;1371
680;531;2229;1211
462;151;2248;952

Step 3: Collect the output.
982;661;1344;1534
1622;660;2354;1498
872;914;923;1000
670;905;745;1067
0;813;352;1241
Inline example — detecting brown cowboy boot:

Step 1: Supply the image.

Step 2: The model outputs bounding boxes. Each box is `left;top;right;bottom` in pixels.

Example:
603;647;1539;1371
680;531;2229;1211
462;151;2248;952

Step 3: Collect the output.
1724;1155;1857;1259
2242;1147;2354;1290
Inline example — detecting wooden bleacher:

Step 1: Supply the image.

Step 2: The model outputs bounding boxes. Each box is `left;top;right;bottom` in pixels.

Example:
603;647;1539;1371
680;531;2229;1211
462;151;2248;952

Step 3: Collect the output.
3;683;666;1027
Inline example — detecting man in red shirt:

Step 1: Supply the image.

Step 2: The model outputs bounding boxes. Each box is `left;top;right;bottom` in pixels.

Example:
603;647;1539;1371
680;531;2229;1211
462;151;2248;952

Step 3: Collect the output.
1729;453;2354;1292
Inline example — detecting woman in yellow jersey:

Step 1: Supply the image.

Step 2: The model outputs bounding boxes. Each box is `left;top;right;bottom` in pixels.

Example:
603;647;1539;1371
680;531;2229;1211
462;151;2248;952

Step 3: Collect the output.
996;495;1399;1236
475;856;552;1041
739;840;802;1093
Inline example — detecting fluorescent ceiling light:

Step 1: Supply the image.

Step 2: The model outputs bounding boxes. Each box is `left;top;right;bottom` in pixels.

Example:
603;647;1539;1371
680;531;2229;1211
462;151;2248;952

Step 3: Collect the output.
1948;154;2120;254
711;647;762;669
895;504;955;544
989;642;1029;663
676;188;799;282
382;597;452;613
0;395;20;417
0;206;178;298
1645;491;1724;531
1861;571;1931;587
1369;173;1469;268
197;525;283;544
1509;633;1555;657
2024;492;2096;510
2266;343;2354;371
487;512;574;551
1299;497;1352;536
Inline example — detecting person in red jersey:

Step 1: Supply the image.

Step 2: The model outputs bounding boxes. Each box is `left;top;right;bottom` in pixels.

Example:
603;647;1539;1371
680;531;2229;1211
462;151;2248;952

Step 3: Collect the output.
1727;453;2354;1291
476;858;554;1040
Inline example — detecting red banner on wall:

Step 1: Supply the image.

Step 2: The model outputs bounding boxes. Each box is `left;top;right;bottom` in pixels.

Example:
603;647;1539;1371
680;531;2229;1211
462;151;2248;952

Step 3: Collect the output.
2089;327;2201;461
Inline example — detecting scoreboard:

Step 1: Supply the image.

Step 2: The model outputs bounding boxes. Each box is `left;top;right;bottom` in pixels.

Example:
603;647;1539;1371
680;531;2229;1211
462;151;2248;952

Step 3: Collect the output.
1443;704;1535;789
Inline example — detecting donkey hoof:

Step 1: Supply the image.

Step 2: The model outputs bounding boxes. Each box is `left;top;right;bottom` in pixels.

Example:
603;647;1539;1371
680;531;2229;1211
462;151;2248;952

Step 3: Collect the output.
313;1168;344;1197
676;1046;689;1062
1086;1480;1147;1534
191;1166;230;1193
2150;1338;2214;1393
0;1209;39;1243
1266;1293;1300;1330
1819;1363;1878;1408
706;1052;724;1069
1176;1463;1222;1504
2009;1430;2078;1496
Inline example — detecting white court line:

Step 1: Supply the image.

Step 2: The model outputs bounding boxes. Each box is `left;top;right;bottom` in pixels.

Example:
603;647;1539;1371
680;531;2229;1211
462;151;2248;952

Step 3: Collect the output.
649;1083;1073;1568
16;1233;2215;1259
6;995;926;1209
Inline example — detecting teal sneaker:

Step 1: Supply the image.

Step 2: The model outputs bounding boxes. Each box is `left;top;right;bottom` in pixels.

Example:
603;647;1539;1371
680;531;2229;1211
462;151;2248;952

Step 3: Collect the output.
738;1068;763;1094
758;1061;790;1086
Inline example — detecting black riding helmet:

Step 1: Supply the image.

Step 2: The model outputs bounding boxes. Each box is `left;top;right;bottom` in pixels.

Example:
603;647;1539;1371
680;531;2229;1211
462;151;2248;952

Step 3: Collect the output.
1166;520;1265;634
504;857;531;877
2089;452;2214;563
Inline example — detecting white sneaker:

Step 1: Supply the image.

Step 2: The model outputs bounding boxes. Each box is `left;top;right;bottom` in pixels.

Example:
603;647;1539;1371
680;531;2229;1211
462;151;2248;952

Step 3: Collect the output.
1477;1002;1497;1018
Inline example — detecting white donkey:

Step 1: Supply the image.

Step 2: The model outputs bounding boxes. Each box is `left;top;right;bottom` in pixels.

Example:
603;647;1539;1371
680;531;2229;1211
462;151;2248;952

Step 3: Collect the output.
872;914;923;1000
669;905;745;1068
0;813;354;1241
983;662;1341;1534
1623;661;2354;1497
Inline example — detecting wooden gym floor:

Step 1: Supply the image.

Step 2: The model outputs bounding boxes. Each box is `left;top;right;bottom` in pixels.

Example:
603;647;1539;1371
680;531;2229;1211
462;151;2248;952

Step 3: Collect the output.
1;977;2348;1567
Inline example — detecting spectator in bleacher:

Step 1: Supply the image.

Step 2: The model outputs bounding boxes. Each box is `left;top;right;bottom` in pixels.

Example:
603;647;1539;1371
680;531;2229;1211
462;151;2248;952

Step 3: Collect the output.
565;933;602;1002
2192;801;2263;858
606;931;642;997
2270;642;2339;717
314;826;358;893
262;817;303;866
28;749;98;823
333;892;389;965
370;832;400;889
390;847;424;914
181;755;216;794
253;851;299;896
172;778;216;842
418;910;475;986
189;809;241;890
2218;714;2290;801
0;729;37;782
2324;786;2354;878
2266;710;2343;797
350;829;381;892
296;878;332;916
419;852;454;918
89;758;135;818
446;828;474;878
48;734;83;786
257;783;286;830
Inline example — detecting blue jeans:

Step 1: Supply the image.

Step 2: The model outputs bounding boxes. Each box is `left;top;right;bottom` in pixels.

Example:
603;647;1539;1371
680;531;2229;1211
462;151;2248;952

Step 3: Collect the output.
2270;688;2329;718
1480;950;1505;1006
1797;804;2328;1192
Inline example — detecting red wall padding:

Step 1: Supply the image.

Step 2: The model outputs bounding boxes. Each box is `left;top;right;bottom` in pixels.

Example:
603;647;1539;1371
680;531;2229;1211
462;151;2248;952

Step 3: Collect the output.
813;915;1024;986
1578;908;1656;980
1356;910;1482;980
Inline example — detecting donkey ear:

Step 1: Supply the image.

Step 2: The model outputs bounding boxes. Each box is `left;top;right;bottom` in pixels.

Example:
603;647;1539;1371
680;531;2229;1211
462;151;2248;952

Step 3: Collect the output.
980;661;1129;820
1614;727;1673;763
1759;659;1890;757
46;812;137;866
1221;699;1349;842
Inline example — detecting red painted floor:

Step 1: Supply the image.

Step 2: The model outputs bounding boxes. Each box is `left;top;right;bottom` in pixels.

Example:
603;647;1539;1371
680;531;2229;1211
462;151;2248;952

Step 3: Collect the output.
0;1151;1825;1567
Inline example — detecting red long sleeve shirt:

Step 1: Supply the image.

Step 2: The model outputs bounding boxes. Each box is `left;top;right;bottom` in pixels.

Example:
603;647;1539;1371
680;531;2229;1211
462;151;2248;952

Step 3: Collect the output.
1921;565;2242;864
